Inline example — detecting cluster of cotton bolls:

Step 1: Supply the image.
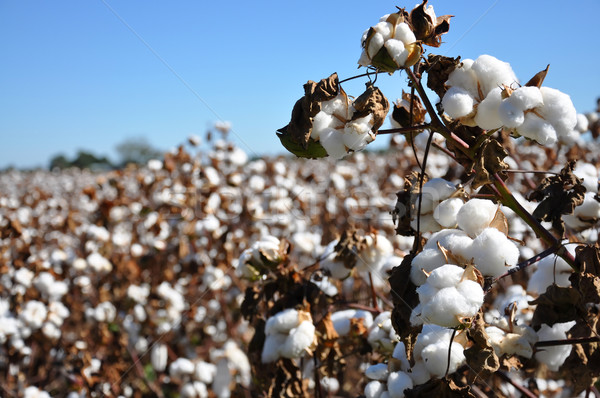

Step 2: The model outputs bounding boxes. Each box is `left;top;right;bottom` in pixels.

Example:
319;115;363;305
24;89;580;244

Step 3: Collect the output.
261;308;316;363
442;54;581;145
358;12;419;71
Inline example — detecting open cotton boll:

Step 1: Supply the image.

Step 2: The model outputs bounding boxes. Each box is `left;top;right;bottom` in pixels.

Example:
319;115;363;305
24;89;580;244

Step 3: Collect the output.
387;371;413;398
366;363;389;380
538;87;577;141
422;264;464;289
368;311;399;352
373;21;393;40
474;87;503;130
456;198;498;237
312;112;335;140
471;54;518;96
265;308;300;335
261;333;286;363
421;339;465;377
410;213;441;233
519;112;558;145
446;59;477;97
364;380;386;398
330;309;374;336
442;87;475;119
433;197;464;228
486;325;538;359
393;22;416;45
367;32;386;58
384;40;409;68
535;321;576;371
498;101;525;128
492;285;535;323
410;248;446;286
576;113;589;133
280;320;315;359
320;129;348;160
574;162;599;193
418;178;457;214
392;342;410;371
357;234;394;274
527;254;573;294
506;86;544;111
320;254;352;280
467;228;519;277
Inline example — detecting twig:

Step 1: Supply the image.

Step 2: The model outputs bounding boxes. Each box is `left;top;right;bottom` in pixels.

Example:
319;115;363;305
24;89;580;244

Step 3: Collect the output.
377;124;430;135
339;71;379;84
495;371;538;398
535;336;600;348
488;247;558;291
368;272;382;312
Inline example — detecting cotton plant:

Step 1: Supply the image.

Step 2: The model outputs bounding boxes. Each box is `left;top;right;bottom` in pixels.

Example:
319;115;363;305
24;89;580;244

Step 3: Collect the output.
261;308;316;363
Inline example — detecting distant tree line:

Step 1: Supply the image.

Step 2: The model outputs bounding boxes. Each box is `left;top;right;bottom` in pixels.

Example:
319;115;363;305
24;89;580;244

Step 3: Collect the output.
49;137;163;171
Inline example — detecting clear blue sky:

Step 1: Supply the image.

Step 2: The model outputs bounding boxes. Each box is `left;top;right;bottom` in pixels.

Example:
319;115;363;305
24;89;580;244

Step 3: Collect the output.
1;0;599;169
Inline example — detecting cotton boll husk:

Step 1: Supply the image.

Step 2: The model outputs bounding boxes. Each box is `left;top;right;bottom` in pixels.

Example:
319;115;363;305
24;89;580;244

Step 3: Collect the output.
320;129;348;160
367;32;385;58
366;363;389;380
527;254;573;294
433;197;463;228
261;333;286;363
456;199;498;237
535;321;576;371
471;55;518;96
421;340;465;377
474;87;503;130
410;248;446;286
446;59;477;97
264;308;299;335
517;113;557;146
364;380;386;398
442;87;475;119
392;342;410;371
393;22;416;45
467;228;519;277
384;39;408;68
330;309;373;336
498;101;525;128
387;371;413;398
280;320;315;359
507;86;544;111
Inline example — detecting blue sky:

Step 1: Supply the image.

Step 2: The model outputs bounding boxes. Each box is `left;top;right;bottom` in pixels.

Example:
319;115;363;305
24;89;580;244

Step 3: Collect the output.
1;0;599;169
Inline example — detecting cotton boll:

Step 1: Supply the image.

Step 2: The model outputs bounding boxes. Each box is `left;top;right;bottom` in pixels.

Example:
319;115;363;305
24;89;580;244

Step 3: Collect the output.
535;321;576;371
170;358;196;379
468;228;519;277
446;59;477;97
387;371;413;398
264;308;299;335
422;264;464;289
194;361;217;384
419;286;474;327
421;340;465;377
410;248;446;286
366;363;389;380
419;179;457;213
538;87;577;141
321;377;340;393
474;87;503;130
312;112;335;140
261;333;286;363
456;280;485;308
320;255;352;280
573;163;598;193
384;39;408;68
575;113;589;133
357;234;394;274
393;23;416;45
498;101;525;128
151;344;168;372
527;254;573;294
364;380;386;398
518;113;557;145
320;129;348;160
392;342;410;371
410;213;441;233
330;309;373;336
433;197;463;228
408;361;431;385
471;54;518;96
367;32;385;58
374;21;393;40
456;199;498;237
442;87;475;119
507;86;544;111
280;320;315;359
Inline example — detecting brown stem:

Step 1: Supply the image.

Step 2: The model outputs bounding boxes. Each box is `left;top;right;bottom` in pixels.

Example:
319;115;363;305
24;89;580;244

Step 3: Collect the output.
495;371;538;398
432;141;458;161
368;272;382;313
377;124;430;135
488;247;559;292
339;70;379;84
535;336;599;348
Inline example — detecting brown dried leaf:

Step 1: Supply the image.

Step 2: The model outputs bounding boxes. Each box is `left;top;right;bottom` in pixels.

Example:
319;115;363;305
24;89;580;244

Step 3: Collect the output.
489;206;509;235
501;355;523;371
389;253;422;340
528;160;586;237
525;64;550;88
560;316;600;394
530;284;582;329
569;272;600;305
352;83;390;132
391;90;427;127
425;54;461;100
392;172;427;236
472;139;509;189
464;313;500;379
333;228;366;269
576;243;600;276
405;378;476;398
409;1;453;48
316;312;340;345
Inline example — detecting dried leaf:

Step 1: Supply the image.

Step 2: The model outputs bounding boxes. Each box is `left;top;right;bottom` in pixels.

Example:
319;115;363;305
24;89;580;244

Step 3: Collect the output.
409;1;453;48
576;243;600;276
464;313;500;379
391;172;427;236
333;228;366;269
528;160;586;237
501;355;523;371
489;206;509;235
472;139;509;189
405;378;476;398
560;316;600;394
569;272;600;305
525;64;550;88
391;90;427;127
425;54;461;99
389;253;422;340
352;83;390;132
530;284;582;329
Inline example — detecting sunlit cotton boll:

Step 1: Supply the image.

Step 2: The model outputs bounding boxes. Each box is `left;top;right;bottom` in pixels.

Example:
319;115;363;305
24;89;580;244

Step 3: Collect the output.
535;321;576;371
433;197;464;228
527;253;573;294
151;344;168;372
368;311;399;352
366;363;389;381
456;198;498;237
170;357;196;380
330;309;374;336
467;228;519;277
387;371;413;398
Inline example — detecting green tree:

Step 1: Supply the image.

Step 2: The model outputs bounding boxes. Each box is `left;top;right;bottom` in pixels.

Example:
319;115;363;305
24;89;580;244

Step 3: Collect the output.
115;137;163;167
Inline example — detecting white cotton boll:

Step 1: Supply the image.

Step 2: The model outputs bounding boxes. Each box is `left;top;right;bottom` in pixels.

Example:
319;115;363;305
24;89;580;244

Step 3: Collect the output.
320;256;352;280
527;254;573;294
456;199;498;237
280;320;315;359
86;252;112;273
538;87;577;141
357;235;394;274
170;358;196;379
419;287;473;327
419;179;457;214
367;32;385;58
574;163;598;193
456;280;485;308
312;111;335;140
507;86;544;111
384;39;408;68
151;344;168;372
343;118;375;151
410;213;441;233
410;248;446;286
471;55;518;96
392;22;415;44
358;49;371;67
468;228;519;277
366;363;389;380
498;101;525;128
423;264;464;289
20;300;47;330
518;112;557;145
387;371;413;398
576;113;589;133
14;267;34;287
409;361;431;385
421;340;465;377
42;321;61;340
261;333;285;363
374;21;393;40
321;377;339;393
535;321;576;371
264;308;299;336
474;87;503;130
392;342;410;369
433;197;463;228
330;309;373;336
320;129;348;160
446;59;477;94
364;380;386;398
442;86;475;119
24;387;51;398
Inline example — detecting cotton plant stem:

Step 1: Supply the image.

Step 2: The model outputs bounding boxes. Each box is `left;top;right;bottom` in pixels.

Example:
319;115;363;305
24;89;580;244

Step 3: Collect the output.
489;246;559;291
496;371;538;398
377;124;430;135
492;173;579;272
535;336;600;348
